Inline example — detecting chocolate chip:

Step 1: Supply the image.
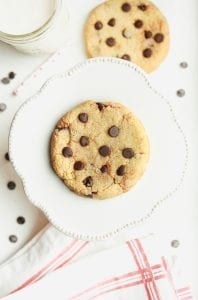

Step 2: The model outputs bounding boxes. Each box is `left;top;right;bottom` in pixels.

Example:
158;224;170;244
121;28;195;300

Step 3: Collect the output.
1;77;10;84
0;103;7;112
101;165;108;173
78;113;88;123
95;21;103;30
108;126;119;137
17;216;26;224
9;235;18;243
108;18;116;27
117;165;126;176
7;181;16;190
144;30;152;39
74;161;85;170
138;4;147;11
80;136;89;147
106;37;116;47
83;176;93;187
154;33;164;43
143;48;152;58
122;148;134;159
99;145;111;157
96;102;106;111
5;152;10;161
62;147;73;157
121;2;131;12
134;20;143;29
122;54;131;61
9;72;16;79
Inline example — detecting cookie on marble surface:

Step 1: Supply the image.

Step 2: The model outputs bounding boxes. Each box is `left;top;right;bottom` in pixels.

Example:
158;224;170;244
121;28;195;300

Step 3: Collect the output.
85;0;170;72
50;101;149;199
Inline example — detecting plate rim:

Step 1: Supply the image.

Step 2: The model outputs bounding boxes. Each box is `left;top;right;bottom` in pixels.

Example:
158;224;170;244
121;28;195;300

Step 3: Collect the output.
8;57;189;241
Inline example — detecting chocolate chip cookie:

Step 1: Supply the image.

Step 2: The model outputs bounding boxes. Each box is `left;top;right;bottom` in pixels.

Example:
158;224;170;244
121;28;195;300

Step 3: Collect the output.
85;0;170;72
50;101;149;199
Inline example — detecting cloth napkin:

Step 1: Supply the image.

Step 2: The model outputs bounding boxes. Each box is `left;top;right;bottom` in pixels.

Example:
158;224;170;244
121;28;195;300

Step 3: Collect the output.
0;225;193;300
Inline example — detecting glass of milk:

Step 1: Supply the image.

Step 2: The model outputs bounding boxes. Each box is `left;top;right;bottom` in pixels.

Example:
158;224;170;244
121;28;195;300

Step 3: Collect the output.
0;0;69;54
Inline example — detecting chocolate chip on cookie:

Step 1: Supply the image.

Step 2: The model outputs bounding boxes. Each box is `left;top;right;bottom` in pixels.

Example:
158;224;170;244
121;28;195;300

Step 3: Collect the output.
78;113;88;123
143;48;152;58
154;33;164;43
97;102;106;111
99;145;111;157
117;165;126;176
122;148;134;159
108;126;119;137
138;4;147;11
134;20;143;29
80;136;89;147
74;161;85;170
83;176;93;187
62;147;73;157
101;165;108;173
95;21;103;30
144;30;152;39
106;37;116;47
121;3;131;12
108;18;116;27
122;54;131;61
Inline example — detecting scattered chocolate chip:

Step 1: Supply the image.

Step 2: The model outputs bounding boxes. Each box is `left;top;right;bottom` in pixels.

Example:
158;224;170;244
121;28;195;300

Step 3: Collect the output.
17;216;26;224
7;181;16;190
96;102;106;111
171;240;180;248
9;235;18;243
122;148;134;159
134;20;143;29
121;2;131;12
108;18;116;27
5;152;10;161
74;161;85;170
144;30;152;39
122;28;132;39
106;37;116;47
80;136;89;147
177;89;185;97
143;48;152;58
9;72;16;79
0;103;7;112
122;54;131;61
101;165;108;173
138;4;147;11
62;147;73;157
1;77;10;84
95;21;103;30
108;126;119;137
180;62;188;69
83;176;93;187
78;113;88;123
154;33;164;43
117;165;126;176
99;145;111;157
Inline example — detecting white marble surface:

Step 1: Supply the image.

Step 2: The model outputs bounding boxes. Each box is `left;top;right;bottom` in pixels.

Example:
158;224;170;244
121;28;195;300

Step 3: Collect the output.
0;0;197;297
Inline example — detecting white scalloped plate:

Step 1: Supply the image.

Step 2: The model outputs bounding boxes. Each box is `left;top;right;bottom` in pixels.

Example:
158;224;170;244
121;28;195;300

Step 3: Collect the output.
9;58;188;241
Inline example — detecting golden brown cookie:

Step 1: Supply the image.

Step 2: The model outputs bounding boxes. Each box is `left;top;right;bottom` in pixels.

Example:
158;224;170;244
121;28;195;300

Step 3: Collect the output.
84;0;170;72
50;101;149;199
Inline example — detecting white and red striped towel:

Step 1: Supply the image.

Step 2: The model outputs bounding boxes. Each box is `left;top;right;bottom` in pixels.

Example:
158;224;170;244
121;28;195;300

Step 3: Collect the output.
0;225;194;300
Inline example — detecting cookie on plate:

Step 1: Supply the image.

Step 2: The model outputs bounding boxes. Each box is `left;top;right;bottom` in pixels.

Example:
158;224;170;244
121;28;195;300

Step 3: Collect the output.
50;101;149;199
84;0;170;72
